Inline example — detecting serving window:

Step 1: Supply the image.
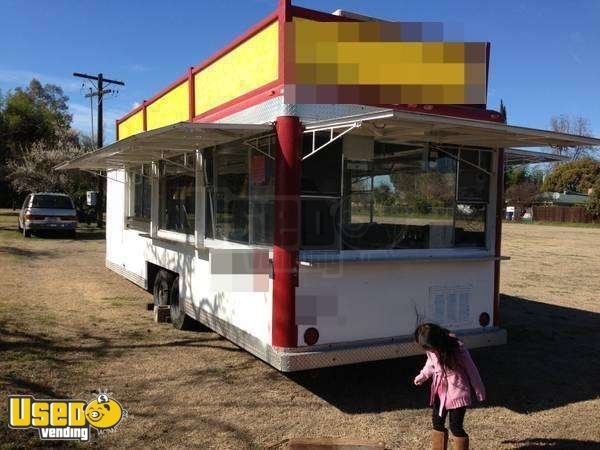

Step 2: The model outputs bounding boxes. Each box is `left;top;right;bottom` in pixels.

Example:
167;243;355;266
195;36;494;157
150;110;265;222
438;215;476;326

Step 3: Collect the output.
158;155;195;235
300;136;493;251
203;136;275;246
126;164;152;232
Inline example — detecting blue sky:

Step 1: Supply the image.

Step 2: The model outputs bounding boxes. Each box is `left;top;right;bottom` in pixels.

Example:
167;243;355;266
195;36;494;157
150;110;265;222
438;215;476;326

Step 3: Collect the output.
1;0;598;144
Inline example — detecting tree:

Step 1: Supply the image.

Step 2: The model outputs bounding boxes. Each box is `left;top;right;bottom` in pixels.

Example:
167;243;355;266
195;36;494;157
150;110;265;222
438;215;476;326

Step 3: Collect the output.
504;166;544;192
550;115;594;160
505;181;540;219
499;99;507;122
585;180;600;219
6;133;94;206
0;79;75;207
541;158;600;193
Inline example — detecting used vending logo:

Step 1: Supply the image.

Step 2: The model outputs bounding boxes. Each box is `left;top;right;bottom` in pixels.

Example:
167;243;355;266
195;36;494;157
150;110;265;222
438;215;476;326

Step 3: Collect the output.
7;392;127;442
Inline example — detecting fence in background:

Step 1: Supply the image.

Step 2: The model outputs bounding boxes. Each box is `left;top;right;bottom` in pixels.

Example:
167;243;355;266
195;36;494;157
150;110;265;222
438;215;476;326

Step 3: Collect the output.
533;206;596;223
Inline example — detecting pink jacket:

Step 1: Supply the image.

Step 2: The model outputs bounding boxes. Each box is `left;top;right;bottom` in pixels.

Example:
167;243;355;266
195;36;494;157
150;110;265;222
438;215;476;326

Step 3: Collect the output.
414;342;486;416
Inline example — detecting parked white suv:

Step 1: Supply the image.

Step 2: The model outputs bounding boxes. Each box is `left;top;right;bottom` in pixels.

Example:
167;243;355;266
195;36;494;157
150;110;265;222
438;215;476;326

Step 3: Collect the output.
18;193;78;238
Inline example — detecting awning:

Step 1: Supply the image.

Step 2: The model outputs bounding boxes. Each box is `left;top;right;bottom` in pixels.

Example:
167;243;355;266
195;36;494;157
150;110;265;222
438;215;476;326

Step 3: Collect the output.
56;122;271;170
304;109;600;149
505;148;569;166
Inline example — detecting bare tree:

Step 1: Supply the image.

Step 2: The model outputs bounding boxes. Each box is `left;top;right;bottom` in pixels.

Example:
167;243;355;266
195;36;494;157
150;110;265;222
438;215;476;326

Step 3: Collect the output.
550;115;594;160
505;181;540;219
6;133;93;202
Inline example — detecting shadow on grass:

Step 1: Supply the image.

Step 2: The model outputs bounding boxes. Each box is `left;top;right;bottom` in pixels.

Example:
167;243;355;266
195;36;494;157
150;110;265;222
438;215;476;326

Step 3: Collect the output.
502;438;600;449
0;246;54;258
29;229;106;241
0;326;241;363
287;294;600;415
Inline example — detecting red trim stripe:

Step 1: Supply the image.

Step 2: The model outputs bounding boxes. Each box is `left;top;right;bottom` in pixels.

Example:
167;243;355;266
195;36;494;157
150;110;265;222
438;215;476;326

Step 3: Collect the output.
188;67;195;121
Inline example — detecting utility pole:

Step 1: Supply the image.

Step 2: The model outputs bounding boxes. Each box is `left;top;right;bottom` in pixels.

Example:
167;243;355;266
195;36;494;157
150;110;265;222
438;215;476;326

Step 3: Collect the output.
73;72;125;227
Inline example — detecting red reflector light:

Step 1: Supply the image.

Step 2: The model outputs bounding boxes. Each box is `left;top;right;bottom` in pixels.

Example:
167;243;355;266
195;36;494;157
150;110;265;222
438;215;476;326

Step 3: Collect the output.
303;327;319;346
25;214;45;220
479;312;490;327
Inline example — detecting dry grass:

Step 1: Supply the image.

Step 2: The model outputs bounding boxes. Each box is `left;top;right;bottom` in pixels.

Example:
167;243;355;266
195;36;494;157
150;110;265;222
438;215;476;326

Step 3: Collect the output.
0;211;599;449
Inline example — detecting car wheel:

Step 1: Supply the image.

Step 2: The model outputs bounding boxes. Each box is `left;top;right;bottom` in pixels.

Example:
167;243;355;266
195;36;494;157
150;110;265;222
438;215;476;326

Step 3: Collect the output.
153;270;173;307
169;276;197;330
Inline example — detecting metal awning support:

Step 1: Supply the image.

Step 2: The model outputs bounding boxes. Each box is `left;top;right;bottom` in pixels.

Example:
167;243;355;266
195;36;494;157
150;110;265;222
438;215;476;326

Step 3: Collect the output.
431;144;493;176
81;169;127;184
504;148;569;166
302;122;360;161
304;109;600;149
243;133;276;160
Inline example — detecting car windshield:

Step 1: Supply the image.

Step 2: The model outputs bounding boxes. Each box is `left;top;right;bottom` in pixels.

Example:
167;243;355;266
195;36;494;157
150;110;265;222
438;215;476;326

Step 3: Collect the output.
31;195;73;209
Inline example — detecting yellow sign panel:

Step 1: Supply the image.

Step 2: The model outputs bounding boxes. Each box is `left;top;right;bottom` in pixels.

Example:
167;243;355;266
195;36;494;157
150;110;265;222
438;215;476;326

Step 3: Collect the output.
195;20;279;115
118;110;144;140
146;81;189;131
286;19;488;105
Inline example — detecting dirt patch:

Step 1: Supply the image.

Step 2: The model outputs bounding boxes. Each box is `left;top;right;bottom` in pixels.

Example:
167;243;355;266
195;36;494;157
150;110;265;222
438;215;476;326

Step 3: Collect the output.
1;212;599;449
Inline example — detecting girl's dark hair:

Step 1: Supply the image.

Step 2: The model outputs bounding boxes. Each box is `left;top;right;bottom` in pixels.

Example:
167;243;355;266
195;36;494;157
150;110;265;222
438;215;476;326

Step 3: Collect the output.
414;323;460;370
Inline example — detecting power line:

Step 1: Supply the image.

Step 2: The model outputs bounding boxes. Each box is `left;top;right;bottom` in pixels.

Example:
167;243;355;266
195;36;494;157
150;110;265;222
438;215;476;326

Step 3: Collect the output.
73;72;125;228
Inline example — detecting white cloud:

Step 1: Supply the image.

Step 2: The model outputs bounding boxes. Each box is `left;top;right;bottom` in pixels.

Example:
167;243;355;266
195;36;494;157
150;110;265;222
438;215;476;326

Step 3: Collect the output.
129;64;152;73
132;101;141;108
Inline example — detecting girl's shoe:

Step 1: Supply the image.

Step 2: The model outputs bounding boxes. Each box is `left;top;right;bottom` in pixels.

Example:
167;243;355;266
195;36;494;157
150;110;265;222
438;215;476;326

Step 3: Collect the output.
450;434;469;450
432;429;448;450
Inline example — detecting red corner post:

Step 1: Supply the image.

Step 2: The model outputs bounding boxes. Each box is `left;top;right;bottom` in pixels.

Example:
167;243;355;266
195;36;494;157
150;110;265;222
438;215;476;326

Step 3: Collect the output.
272;116;302;348
493;148;505;326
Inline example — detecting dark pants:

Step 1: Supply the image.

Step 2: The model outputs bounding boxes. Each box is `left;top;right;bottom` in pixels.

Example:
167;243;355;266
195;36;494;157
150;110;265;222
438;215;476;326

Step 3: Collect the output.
432;395;468;437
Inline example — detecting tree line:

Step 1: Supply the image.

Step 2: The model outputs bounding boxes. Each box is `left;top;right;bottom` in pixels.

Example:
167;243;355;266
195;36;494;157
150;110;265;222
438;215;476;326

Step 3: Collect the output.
0;79;95;209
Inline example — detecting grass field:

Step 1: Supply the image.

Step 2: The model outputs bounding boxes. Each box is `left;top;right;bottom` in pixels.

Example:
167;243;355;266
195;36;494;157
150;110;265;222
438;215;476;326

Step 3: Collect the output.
1;210;599;449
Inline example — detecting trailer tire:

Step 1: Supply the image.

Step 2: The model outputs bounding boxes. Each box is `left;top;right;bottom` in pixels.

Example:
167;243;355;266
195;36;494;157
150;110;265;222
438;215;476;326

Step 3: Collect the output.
153;270;173;307
169;276;197;330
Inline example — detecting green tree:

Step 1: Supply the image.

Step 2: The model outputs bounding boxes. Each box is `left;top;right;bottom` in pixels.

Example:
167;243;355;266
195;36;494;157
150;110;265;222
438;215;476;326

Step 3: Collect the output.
541;158;600;193
504;166;544;192
585;179;600;219
0;79;75;207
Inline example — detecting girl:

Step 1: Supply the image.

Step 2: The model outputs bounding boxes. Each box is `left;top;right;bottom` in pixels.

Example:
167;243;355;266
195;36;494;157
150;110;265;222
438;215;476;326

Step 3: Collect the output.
413;323;485;450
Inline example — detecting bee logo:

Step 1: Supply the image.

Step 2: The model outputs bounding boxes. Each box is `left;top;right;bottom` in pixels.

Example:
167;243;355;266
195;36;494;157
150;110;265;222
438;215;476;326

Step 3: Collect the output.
85;394;126;431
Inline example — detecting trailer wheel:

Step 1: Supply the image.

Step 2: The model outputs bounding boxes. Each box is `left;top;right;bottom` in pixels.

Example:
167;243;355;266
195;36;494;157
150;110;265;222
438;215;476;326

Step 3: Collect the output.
169;276;196;330
153;270;172;307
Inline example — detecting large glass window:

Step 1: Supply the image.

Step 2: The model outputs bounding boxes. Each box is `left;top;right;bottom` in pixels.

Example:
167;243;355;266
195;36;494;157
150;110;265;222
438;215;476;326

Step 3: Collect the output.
300;133;343;250
127;164;151;231
300;138;492;251
342;144;457;250
204;137;275;245
159;155;195;235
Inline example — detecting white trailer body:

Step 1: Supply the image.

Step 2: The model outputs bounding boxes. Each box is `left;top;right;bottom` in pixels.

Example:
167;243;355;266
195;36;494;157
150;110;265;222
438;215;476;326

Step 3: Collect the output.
57;2;600;371
56;102;600;372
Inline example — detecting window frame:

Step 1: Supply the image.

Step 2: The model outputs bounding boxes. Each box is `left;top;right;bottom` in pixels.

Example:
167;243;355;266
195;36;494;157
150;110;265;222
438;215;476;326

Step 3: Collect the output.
300;138;496;256
126;164;152;233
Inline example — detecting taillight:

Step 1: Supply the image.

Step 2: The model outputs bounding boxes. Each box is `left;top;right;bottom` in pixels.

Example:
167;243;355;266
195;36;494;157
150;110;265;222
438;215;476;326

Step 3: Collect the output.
60;216;78;221
304;327;319;346
25;214;45;220
479;312;490;327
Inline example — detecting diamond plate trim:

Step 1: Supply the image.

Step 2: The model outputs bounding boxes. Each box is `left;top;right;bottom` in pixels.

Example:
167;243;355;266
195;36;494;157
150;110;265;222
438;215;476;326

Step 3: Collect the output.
106;259;147;289
216;98;391;126
183;296;506;372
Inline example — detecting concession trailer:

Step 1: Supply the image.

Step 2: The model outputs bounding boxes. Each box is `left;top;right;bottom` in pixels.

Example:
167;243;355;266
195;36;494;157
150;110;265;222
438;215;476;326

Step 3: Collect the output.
58;0;600;371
